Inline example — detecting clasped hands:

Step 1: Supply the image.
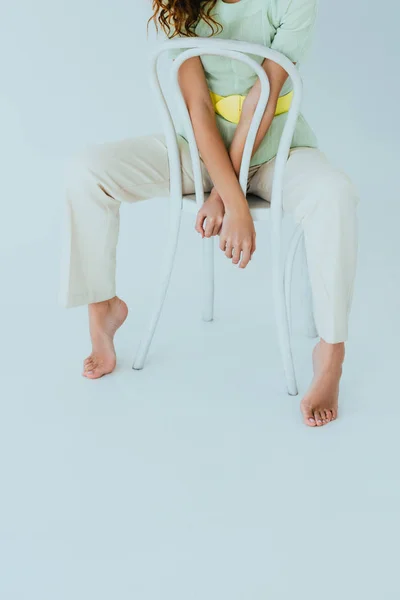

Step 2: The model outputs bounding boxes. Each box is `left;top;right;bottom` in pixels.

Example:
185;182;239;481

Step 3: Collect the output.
194;187;256;269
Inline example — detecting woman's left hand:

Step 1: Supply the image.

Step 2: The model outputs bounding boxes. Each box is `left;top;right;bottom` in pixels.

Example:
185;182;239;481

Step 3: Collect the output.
219;204;256;269
195;188;225;238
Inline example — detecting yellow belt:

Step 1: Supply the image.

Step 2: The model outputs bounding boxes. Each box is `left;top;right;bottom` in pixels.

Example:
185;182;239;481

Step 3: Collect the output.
209;89;293;125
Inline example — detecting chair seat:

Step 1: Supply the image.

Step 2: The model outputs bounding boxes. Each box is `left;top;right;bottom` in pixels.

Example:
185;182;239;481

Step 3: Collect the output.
182;192;271;221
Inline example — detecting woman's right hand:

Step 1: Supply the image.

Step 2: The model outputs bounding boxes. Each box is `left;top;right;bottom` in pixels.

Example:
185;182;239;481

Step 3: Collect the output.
195;188;225;238
219;205;256;269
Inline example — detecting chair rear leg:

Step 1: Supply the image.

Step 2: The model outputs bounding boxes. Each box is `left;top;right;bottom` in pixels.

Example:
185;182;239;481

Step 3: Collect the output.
299;237;318;339
202;237;214;322
133;206;182;370
274;277;298;396
284;227;303;337
273;233;299;396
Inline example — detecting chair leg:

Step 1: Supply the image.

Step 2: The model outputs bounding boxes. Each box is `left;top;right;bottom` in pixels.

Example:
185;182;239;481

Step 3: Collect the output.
133;205;182;370
273;277;298;396
284;227;303;337
202;237;214;322
300;237;318;339
274;226;306;396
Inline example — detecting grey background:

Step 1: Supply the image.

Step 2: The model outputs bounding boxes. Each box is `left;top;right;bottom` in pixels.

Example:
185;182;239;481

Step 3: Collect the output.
1;1;399;599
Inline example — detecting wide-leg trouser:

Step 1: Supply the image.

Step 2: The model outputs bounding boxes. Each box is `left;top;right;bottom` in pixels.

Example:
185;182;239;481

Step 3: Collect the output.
60;133;359;343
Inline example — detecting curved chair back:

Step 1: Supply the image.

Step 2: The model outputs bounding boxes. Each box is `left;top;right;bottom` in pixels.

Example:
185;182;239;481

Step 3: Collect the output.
149;38;302;230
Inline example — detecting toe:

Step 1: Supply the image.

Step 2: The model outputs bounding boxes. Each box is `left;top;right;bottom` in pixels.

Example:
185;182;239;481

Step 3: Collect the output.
83;363;105;379
324;409;332;422
302;406;316;427
83;357;99;377
83;361;94;374
314;410;324;426
84;368;104;379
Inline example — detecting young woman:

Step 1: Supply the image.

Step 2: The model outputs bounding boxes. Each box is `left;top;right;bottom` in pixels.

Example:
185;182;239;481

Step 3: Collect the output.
61;0;359;428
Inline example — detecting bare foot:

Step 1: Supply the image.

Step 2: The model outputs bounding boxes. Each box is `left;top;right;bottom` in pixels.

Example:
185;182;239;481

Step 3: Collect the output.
300;340;345;427
83;296;128;379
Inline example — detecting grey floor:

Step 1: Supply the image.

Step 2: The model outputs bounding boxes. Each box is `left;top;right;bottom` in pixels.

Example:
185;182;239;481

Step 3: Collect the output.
1;171;400;598
1;0;400;594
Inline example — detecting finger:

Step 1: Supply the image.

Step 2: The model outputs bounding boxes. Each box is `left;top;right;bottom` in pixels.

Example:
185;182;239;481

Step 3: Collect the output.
232;246;241;265
225;242;233;259
214;218;223;236
195;212;206;237
239;244;252;269
204;217;215;238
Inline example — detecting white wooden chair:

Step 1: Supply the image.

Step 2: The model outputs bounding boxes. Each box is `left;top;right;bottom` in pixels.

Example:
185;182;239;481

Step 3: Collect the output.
133;38;317;396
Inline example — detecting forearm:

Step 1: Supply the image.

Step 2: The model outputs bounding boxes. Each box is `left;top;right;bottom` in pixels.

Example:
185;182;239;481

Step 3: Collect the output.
179;59;256;265
229;80;278;175
189;102;248;212
229;60;289;175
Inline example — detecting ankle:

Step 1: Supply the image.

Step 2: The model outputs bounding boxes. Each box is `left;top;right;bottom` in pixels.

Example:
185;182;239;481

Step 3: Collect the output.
319;339;345;355
89;296;118;312
316;340;345;374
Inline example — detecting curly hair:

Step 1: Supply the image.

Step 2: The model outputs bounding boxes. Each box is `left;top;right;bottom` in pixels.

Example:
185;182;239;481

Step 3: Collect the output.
148;0;223;38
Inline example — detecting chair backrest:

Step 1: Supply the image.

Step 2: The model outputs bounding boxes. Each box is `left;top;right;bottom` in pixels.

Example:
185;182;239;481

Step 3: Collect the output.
149;38;302;224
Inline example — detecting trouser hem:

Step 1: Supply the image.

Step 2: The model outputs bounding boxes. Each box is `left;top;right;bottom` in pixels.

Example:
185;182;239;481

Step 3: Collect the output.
318;327;348;345
59;288;117;309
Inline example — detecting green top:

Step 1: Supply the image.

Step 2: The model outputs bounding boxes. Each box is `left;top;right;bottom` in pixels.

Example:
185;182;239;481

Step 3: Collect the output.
165;0;318;166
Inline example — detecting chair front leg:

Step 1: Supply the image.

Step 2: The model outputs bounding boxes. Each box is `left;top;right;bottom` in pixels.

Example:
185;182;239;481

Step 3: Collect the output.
133;200;183;370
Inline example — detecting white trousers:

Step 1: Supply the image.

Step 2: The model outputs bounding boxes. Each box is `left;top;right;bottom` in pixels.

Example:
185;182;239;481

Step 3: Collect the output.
60;133;359;343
